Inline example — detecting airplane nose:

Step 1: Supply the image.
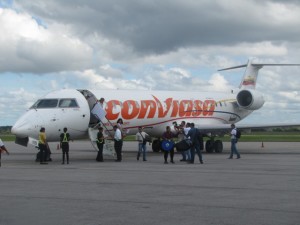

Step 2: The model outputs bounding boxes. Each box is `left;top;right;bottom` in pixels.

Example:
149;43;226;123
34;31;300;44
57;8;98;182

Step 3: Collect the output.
11;119;31;138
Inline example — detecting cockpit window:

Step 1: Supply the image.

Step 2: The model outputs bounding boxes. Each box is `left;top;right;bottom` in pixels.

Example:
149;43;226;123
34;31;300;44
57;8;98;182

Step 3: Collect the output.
31;99;58;109
59;99;79;108
30;98;79;109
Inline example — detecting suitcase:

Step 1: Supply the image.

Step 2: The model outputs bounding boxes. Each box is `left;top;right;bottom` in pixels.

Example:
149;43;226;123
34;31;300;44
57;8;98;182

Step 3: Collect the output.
175;139;192;152
35;149;52;162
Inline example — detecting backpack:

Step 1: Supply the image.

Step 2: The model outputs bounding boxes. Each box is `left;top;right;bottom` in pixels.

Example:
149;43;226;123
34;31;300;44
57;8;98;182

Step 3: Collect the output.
235;129;241;139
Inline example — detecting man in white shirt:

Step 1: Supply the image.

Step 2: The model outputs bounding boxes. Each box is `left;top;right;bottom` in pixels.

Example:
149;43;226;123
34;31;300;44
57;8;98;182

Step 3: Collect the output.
228;124;241;159
136;127;149;161
0;138;9;167
113;125;123;162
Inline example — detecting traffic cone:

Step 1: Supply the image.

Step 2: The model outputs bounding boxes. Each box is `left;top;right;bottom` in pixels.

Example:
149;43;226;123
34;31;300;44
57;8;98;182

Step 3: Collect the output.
261;141;264;148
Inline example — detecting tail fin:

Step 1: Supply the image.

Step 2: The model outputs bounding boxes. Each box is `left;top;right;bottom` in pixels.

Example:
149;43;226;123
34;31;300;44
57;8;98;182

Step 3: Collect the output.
218;58;300;89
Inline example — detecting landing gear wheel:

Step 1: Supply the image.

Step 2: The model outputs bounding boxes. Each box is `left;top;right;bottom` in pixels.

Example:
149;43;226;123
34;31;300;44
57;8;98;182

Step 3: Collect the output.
214;140;223;153
205;140;214;153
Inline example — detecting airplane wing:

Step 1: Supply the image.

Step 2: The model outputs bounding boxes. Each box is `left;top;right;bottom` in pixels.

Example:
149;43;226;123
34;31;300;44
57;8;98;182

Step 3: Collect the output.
196;123;300;136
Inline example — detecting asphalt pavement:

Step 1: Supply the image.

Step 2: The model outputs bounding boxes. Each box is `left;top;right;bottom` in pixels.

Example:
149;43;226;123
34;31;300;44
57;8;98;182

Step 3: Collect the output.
0;141;300;225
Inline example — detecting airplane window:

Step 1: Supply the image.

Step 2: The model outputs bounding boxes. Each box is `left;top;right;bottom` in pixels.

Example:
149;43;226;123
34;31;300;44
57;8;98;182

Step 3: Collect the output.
31;99;58;108
59;99;79;108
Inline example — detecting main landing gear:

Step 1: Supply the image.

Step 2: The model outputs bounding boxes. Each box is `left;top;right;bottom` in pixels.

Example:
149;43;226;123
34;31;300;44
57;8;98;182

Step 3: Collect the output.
205;139;223;153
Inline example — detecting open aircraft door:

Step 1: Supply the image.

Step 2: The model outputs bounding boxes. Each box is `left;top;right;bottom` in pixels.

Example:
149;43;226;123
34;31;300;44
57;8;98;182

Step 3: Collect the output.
88;128;115;157
78;89;115;157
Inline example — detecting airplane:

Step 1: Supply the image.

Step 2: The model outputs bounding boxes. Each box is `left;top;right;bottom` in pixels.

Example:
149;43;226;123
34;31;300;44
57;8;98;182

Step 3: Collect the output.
11;58;300;153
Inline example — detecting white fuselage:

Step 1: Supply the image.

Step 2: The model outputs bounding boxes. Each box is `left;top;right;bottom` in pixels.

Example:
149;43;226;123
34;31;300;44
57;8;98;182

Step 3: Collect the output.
12;88;253;143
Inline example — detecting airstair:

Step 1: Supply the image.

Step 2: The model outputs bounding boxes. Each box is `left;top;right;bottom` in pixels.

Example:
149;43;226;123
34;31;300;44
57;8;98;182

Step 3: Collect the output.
78;89;115;157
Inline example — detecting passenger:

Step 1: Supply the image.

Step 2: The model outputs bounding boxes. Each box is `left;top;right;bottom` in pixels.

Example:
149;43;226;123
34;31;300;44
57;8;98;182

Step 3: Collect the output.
117;118;126;137
136;126;149;161
177;122;186;161
113;125;123;162
0;138;9;167
99;98;105;108
162;126;176;164
183;122;191;161
60;127;71;164
228;124;241;159
187;123;203;164
96;127;105;162
38;127;48;164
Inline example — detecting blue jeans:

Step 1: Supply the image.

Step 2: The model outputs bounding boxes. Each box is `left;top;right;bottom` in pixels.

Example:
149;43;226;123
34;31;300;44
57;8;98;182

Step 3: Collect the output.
138;143;147;160
230;139;240;158
190;144;203;163
180;149;191;160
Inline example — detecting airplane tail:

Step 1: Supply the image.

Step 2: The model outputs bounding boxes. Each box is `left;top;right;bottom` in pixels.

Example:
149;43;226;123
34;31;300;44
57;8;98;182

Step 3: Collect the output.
218;58;300;89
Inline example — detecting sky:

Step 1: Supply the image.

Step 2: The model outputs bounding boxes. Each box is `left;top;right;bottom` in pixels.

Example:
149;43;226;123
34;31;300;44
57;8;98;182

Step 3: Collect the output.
0;0;300;126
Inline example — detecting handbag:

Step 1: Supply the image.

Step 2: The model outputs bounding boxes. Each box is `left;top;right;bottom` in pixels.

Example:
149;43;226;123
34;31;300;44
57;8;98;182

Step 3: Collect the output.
139;132;149;145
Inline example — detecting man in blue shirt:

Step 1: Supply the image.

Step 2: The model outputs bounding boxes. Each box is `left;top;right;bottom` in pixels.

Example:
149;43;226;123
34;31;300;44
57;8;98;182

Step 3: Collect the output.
187;123;203;164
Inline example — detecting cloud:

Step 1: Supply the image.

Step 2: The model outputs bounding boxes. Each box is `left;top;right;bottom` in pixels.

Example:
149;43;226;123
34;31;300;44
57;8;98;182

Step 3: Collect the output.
0;88;38;126
13;0;300;55
0;8;93;73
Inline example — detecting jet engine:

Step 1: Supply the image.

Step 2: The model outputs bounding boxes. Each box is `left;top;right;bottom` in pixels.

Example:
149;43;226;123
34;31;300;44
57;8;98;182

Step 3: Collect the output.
236;89;265;110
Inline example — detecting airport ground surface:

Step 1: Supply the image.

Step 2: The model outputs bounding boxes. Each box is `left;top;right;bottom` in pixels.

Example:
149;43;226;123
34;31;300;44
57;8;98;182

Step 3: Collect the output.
1;141;300;225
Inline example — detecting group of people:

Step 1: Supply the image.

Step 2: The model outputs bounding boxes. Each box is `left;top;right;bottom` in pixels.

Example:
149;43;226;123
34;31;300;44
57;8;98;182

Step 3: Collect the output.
95;117;151;163
96;118;125;162
39;119;240;165
162;121;204;164
37;127;71;165
14;115;240;166
134;121;241;164
34;117;125;165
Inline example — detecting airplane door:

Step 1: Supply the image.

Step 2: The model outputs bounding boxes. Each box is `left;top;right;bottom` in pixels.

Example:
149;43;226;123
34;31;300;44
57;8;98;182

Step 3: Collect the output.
77;89;99;126
77;89;115;154
88;127;114;157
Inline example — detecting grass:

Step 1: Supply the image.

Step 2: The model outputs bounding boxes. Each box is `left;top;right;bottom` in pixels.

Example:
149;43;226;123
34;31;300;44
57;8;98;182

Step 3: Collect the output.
125;132;300;142
0;135;16;142
216;135;300;142
1;132;300;142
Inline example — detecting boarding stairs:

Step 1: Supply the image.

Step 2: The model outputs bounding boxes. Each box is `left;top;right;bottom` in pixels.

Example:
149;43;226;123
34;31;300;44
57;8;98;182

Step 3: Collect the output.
88;104;115;157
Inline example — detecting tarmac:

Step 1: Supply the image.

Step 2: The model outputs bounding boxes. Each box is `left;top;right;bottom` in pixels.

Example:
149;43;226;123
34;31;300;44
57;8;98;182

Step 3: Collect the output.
1;141;300;225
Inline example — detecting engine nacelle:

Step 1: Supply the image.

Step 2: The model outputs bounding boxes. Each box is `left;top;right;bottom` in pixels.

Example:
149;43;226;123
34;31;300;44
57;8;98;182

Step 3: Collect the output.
236;89;265;110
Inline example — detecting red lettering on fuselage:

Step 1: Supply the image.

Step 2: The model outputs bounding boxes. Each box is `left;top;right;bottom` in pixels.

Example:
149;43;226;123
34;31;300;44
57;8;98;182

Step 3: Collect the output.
121;100;139;120
179;100;193;117
105;96;216;121
192;100;202;116
106;100;121;120
171;100;179;117
137;100;156;119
